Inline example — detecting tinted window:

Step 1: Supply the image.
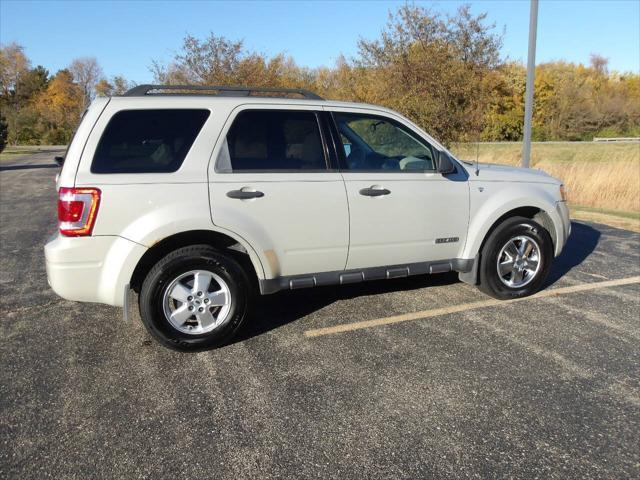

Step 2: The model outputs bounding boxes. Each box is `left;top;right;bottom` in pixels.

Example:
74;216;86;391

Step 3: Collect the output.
333;112;435;172
218;110;327;172
92;109;210;173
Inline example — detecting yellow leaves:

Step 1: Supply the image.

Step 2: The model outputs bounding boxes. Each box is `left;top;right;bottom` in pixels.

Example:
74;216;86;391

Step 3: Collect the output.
35;70;83;129
95;79;112;97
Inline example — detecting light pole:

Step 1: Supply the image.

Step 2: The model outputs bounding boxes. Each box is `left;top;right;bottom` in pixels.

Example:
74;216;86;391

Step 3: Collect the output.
522;0;539;168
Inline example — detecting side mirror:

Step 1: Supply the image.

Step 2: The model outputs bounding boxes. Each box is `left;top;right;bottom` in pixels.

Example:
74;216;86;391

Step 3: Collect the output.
54;156;65;167
436;151;455;175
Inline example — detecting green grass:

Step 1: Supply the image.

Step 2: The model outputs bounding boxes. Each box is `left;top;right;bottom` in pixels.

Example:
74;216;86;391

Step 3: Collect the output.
0;146;66;162
570;204;640;221
0;147;33;162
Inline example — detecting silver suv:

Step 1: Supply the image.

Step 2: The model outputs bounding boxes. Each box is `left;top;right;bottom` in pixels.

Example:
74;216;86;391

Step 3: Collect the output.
45;85;571;350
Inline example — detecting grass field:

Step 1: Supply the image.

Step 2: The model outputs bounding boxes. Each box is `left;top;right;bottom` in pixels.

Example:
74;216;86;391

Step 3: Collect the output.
451;142;640;230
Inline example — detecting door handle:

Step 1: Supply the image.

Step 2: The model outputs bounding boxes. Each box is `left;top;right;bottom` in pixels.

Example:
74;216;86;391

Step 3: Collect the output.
359;186;391;197
227;189;265;200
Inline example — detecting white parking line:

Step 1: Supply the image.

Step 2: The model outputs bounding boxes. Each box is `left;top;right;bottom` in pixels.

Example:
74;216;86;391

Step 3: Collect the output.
303;276;640;338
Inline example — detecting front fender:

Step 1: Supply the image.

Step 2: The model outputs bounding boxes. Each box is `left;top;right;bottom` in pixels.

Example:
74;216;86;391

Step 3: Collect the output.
462;183;564;259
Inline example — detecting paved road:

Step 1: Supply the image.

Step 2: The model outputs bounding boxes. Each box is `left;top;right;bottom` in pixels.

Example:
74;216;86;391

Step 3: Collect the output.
1;151;639;479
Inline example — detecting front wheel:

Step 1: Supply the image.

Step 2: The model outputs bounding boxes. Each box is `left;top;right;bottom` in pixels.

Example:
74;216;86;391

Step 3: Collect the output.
477;216;553;300
139;245;251;351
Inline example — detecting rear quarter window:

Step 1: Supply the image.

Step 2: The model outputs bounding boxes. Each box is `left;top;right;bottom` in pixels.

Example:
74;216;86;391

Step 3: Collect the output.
91;109;210;173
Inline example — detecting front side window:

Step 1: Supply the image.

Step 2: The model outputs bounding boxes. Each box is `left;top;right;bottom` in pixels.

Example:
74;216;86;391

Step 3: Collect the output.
92;109;210;173
333;112;435;172
217;110;327;172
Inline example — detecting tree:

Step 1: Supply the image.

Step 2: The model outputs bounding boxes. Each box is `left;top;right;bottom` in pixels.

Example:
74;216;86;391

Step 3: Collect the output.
0;114;8;152
152;34;244;85
1;43;32;144
69;57;103;108
481;63;525;141
16;65;49;102
34;69;84;144
96;75;134;96
0;42;30;98
589;54;609;76
95;78;112;97
151;33;319;95
354;4;503;145
1;8;639;146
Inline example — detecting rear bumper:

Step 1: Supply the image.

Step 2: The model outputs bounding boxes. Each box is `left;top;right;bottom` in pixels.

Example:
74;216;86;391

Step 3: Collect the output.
45;234;147;307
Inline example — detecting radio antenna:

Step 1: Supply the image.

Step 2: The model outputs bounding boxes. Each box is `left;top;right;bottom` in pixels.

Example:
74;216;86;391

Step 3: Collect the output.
475;134;480;176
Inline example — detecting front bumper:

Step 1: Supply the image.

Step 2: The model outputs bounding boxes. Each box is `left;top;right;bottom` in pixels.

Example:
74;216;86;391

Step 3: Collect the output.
45;234;147;307
555;201;571;255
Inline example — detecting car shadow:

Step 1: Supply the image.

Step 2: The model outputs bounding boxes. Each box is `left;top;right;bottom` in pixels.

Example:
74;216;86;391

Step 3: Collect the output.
0;163;59;171
545;221;600;287
231;220;599;345
232;272;460;344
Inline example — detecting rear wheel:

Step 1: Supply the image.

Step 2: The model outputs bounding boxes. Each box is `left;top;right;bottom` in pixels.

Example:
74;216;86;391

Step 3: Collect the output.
478;216;553;300
139;245;251;351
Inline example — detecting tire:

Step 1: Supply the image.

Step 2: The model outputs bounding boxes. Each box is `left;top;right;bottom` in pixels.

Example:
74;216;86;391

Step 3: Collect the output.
477;216;553;300
139;245;251;351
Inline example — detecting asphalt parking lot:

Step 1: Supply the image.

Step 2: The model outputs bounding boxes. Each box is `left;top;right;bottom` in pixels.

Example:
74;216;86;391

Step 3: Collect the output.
1;150;639;479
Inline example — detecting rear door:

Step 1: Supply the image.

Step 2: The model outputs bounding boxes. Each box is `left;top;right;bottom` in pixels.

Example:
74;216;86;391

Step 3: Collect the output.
208;106;349;277
327;109;470;270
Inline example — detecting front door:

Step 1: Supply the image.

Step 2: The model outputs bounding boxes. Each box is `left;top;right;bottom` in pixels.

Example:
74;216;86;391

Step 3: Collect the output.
329;110;469;270
209;107;349;277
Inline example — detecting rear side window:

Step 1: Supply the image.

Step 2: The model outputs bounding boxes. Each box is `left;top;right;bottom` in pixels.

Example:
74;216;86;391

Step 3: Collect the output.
216;110;327;172
91;109;210;173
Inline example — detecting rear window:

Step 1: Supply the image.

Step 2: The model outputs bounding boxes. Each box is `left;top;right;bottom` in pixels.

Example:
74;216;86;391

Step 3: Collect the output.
91;109;210;173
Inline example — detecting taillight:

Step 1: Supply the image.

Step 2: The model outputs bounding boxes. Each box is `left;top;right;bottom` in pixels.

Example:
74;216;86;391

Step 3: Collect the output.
58;187;101;236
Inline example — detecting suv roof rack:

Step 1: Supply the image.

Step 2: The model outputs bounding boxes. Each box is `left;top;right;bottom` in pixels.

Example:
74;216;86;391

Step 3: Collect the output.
123;84;324;100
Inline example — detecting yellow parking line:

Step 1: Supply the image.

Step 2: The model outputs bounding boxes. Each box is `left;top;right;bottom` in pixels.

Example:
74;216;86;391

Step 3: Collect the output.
303;276;640;338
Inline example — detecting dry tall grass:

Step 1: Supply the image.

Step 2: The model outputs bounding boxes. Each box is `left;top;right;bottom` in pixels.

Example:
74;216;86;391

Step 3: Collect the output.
537;159;639;212
451;142;640;212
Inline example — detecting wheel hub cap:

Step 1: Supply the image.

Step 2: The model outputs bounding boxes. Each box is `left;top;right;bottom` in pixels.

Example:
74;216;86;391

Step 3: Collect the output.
496;235;542;288
162;270;232;335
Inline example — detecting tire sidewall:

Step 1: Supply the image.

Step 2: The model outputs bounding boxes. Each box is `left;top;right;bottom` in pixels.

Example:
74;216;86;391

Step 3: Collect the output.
140;247;249;351
480;217;553;299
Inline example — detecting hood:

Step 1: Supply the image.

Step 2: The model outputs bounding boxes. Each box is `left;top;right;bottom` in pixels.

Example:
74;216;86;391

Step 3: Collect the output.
460;161;561;185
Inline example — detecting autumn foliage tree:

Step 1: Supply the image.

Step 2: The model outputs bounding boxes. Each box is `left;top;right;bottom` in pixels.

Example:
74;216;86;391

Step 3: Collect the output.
1;3;639;145
34;70;84;144
0;44;132;144
0;42;33;143
348;4;504;145
151;34;315;90
151;5;638;146
1;43;83;144
95;75;134;96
